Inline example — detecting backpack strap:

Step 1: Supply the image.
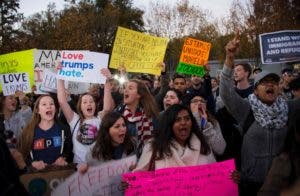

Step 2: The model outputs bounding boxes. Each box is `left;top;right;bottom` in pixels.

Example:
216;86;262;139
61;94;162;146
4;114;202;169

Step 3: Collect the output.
71;119;80;137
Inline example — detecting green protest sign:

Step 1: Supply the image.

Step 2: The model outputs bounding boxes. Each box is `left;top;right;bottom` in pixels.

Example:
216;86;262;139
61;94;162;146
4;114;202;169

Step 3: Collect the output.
176;62;206;76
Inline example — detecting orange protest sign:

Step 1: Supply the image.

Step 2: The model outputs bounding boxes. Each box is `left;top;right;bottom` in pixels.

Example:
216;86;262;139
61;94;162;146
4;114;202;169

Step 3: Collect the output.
179;38;211;66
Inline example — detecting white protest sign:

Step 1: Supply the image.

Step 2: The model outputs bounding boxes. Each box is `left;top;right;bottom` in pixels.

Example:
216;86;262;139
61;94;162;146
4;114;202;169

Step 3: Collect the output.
52;155;137;196
40;69;57;93
0;72;31;95
57;51;109;84
34;50;61;94
67;81;92;95
40;70;92;94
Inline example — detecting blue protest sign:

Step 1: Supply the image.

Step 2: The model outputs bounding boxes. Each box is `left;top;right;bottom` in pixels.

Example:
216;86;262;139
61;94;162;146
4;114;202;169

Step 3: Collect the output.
259;30;300;64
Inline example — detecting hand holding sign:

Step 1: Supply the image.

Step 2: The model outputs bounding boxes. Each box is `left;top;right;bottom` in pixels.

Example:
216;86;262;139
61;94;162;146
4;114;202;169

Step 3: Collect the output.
53;157;68;166
157;62;166;73
15;90;26;100
100;68;112;80
32;160;48;170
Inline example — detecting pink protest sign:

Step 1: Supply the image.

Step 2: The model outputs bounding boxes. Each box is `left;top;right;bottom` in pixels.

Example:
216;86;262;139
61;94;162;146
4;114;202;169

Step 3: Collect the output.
123;159;238;196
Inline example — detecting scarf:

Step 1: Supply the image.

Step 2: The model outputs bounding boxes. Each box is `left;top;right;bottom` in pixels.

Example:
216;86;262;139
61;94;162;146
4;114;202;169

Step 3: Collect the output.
123;106;153;155
248;94;288;129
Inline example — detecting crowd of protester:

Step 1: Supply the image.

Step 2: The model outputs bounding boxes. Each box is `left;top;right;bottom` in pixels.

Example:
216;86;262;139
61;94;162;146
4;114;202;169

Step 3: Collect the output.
1;35;300;196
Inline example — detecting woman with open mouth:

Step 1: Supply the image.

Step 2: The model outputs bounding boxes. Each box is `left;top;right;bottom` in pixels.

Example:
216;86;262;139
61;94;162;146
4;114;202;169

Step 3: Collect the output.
0;91;32;145
162;88;182;112
102;76;159;158
189;95;226;157
57;66;112;164
17;95;73;171
77;111;136;173
133;104;215;171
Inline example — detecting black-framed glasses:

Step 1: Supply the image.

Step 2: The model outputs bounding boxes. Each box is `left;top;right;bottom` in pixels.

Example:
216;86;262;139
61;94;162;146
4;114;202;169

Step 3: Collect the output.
190;99;207;104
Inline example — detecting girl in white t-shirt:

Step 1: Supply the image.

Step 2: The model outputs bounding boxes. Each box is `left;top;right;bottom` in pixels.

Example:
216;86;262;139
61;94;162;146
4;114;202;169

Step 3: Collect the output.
57;67;111;164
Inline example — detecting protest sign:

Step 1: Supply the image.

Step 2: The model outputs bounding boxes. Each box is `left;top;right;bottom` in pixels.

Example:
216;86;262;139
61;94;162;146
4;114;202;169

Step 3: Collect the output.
259;30;300;64
66;81;91;95
52;155;137;196
109;27;169;75
40;69;57;93
34;49;61;94
40;70;91;94
176;38;211;77
0;49;35;92
123;159;238;196
0;72;31;95
20;166;75;196
57;51;109;84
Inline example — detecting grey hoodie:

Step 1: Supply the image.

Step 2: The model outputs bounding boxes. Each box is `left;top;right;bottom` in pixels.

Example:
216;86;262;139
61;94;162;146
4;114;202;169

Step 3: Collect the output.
220;66;292;184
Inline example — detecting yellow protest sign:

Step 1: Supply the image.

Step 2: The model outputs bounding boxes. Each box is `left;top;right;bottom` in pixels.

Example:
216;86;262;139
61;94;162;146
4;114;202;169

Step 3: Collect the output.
0;49;35;92
177;38;211;76
109;27;169;75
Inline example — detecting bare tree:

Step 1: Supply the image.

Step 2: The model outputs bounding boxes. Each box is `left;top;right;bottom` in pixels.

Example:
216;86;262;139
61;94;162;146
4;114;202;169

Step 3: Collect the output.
144;0;210;39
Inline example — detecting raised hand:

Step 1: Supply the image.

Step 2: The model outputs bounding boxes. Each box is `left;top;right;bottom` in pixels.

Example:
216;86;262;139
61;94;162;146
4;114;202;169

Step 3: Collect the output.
198;103;208;120
118;64;126;75
225;30;240;69
55;60;63;74
100;68;112;80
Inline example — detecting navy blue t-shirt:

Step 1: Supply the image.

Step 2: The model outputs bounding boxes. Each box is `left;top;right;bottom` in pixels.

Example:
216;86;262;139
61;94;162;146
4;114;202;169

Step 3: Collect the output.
32;123;62;164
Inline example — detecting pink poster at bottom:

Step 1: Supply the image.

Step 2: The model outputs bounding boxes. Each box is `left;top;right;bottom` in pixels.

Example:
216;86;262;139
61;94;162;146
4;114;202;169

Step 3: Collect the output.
123;159;238;196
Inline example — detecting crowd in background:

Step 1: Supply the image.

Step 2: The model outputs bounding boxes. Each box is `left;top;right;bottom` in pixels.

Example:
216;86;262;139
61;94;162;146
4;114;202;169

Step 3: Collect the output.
1;36;300;196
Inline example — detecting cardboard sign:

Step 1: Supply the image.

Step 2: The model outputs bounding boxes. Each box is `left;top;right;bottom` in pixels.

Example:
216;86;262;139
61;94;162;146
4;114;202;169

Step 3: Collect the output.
0;49;35;92
259;30;300;64
40;69;57;93
177;38;211;76
57;51;109;84
52;155;137;196
109;27;169;75
0;72;31;95
20;166;75;196
34;50;61;94
40;67;91;94
66;81;91;95
123;159;238;196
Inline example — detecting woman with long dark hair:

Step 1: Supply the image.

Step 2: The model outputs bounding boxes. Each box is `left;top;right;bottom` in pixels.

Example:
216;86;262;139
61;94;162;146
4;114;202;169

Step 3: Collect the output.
134;104;215;171
77;112;136;172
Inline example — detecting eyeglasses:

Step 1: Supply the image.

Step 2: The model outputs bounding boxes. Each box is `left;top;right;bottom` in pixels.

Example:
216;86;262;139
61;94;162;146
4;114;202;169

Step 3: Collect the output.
190;99;207;104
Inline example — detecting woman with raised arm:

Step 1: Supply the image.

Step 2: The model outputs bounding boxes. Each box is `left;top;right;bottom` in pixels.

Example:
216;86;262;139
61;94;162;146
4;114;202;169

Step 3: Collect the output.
57;65;112;164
